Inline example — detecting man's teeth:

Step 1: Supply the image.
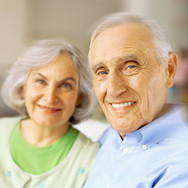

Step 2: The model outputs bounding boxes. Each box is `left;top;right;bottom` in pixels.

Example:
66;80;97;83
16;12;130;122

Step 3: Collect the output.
112;102;135;108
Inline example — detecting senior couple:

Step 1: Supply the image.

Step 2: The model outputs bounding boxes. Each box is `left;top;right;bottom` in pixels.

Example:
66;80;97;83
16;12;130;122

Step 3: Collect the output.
1;12;188;187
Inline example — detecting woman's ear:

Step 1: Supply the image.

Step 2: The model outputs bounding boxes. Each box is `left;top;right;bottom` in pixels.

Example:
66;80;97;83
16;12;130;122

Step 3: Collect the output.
165;52;178;88
76;94;83;107
20;86;25;99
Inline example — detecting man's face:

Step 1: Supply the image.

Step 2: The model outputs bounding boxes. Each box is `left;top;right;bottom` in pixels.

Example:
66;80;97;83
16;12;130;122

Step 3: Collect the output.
91;23;169;138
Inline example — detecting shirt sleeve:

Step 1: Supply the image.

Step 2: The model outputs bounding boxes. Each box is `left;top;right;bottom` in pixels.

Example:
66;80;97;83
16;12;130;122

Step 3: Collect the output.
154;166;188;188
136;164;188;188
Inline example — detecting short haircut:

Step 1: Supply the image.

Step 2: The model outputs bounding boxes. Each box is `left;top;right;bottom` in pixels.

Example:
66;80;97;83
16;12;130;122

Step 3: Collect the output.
89;12;173;65
1;38;96;124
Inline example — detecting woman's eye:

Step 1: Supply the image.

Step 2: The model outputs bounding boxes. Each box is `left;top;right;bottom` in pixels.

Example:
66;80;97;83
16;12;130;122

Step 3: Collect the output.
61;83;72;89
37;79;46;85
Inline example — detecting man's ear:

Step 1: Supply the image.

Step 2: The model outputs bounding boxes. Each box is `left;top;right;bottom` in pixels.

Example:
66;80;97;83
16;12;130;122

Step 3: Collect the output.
165;52;178;88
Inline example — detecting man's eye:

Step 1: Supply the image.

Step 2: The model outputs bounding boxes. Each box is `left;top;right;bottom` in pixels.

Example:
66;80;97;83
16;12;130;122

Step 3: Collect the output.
98;71;107;76
128;65;136;69
122;63;138;75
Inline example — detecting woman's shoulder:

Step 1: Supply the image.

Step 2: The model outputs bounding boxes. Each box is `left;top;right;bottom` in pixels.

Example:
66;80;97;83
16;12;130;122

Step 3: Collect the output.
77;131;100;148
0;116;22;130
67;131;100;171
0;116;22;123
73;131;100;157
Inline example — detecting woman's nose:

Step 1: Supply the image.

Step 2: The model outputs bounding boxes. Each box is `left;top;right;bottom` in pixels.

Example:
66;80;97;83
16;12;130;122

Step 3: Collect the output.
44;85;58;103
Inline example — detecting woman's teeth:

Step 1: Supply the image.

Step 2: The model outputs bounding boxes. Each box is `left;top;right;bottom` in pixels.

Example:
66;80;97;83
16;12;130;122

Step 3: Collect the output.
38;105;60;111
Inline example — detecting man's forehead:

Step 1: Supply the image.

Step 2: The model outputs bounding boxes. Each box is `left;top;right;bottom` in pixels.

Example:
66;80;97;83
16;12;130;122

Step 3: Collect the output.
91;23;155;62
93;23;152;43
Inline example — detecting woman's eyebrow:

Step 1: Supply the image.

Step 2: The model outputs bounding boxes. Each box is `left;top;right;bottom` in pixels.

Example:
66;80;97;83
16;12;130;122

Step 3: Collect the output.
32;73;77;84
58;77;77;84
32;72;47;79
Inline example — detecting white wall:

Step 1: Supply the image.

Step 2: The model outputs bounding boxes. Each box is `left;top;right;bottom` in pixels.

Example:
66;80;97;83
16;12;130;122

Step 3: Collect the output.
0;0;29;70
27;0;121;55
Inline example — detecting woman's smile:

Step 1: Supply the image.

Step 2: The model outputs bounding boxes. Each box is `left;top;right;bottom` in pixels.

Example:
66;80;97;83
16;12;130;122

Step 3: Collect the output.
36;104;61;113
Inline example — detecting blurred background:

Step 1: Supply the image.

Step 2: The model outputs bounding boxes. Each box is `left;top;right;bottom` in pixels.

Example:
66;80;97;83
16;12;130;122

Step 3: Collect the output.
0;0;188;119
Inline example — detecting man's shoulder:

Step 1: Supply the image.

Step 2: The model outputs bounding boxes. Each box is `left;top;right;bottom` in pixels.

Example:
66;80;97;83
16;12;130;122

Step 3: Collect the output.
99;126;115;145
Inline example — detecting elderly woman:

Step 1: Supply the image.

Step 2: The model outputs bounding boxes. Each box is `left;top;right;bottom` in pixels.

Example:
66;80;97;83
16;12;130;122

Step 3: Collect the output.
0;39;99;187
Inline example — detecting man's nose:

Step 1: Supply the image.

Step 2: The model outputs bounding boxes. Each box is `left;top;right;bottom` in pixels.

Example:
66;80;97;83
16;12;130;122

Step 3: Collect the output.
107;71;127;97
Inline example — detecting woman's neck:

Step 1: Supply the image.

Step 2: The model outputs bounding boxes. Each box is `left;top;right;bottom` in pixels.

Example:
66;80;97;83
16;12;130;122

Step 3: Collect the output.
20;119;70;147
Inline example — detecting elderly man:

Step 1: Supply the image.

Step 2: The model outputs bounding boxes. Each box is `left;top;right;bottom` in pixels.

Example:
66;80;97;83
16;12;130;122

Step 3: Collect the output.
84;12;188;187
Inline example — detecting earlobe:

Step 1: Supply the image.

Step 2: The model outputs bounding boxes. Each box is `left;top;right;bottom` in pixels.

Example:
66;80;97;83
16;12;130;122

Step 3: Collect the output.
165;52;178;88
20;86;25;99
76;94;83;107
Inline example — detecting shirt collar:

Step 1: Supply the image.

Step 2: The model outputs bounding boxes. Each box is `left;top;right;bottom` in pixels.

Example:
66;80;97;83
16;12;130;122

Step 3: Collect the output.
139;106;186;148
109;105;186;148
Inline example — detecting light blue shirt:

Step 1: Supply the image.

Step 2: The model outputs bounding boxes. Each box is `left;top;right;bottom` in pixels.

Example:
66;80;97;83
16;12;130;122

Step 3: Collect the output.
84;106;188;188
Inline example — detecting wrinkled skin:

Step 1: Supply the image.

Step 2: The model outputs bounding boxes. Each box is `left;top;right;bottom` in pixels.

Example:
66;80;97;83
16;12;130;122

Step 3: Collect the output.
91;23;177;139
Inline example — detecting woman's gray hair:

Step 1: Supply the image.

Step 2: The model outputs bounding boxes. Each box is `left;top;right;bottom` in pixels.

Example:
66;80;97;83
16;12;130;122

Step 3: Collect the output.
89;12;173;65
1;38;96;124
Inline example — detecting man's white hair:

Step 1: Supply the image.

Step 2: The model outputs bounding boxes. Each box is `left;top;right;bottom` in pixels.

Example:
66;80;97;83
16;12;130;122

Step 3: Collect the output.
88;12;173;65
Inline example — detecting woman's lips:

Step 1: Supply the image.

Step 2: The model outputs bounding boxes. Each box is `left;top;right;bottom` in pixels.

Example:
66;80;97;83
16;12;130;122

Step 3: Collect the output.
37;104;61;113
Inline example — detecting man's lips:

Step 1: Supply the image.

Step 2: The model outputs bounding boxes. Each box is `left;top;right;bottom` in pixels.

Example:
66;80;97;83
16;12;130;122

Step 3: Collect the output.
37;104;61;112
111;101;136;109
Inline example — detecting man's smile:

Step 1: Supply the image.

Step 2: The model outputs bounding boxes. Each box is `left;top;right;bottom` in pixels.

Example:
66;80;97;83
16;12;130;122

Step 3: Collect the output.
111;101;136;109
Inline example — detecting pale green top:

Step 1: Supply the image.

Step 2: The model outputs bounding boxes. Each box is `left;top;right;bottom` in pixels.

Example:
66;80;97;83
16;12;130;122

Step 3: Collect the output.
0;117;100;188
10;121;78;174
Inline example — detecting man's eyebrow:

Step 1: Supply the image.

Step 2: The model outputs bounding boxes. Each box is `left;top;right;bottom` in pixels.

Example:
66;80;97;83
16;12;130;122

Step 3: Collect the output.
32;73;77;84
92;63;106;72
117;55;139;63
92;55;139;71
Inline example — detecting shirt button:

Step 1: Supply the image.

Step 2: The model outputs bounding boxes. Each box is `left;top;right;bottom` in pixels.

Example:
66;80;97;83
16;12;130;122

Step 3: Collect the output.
78;167;85;174
39;183;44;188
122;148;128;153
142;144;147;150
5;171;11;177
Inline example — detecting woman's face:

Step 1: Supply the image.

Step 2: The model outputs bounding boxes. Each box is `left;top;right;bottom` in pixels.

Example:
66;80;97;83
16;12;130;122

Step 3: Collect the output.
22;53;80;129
